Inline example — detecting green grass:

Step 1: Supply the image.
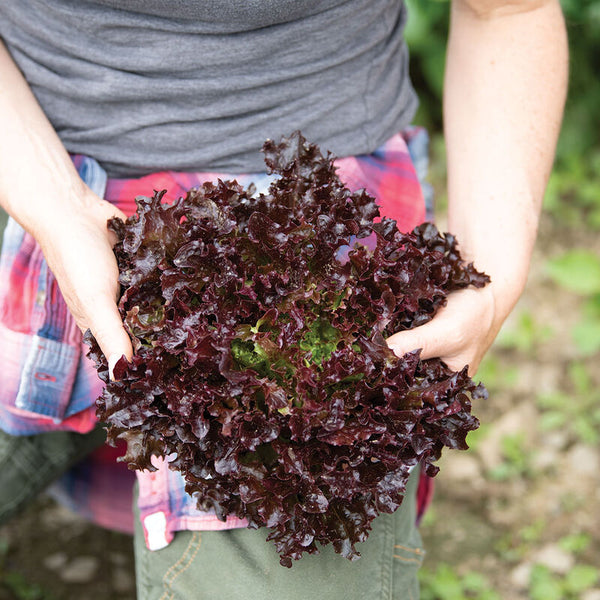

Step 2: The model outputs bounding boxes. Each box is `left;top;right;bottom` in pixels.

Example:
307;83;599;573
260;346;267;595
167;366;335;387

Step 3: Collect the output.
537;361;600;446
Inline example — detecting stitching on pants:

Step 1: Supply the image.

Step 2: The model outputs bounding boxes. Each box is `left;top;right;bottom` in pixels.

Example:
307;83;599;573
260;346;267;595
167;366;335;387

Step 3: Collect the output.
393;544;424;555
159;532;202;600
160;532;199;589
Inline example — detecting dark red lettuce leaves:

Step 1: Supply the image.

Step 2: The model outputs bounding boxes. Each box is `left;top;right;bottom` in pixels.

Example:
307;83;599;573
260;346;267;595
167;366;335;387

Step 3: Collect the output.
86;131;489;567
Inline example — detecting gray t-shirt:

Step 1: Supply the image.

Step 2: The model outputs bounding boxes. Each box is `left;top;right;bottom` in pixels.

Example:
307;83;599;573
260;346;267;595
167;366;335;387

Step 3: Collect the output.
0;0;417;177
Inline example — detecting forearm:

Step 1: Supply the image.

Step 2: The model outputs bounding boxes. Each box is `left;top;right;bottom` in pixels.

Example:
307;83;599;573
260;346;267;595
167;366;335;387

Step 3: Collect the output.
0;40;132;363
444;0;568;322
0;40;99;239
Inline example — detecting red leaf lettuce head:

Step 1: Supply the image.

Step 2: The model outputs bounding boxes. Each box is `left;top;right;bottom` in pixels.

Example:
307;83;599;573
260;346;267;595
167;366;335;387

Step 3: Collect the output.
86;131;489;567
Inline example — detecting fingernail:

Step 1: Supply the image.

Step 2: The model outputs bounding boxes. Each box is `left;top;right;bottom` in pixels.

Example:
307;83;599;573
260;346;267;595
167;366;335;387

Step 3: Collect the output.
108;354;121;381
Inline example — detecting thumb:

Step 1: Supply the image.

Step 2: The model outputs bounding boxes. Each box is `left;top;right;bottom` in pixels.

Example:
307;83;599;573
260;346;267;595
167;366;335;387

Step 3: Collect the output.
86;299;133;380
385;319;451;362
92;200;128;247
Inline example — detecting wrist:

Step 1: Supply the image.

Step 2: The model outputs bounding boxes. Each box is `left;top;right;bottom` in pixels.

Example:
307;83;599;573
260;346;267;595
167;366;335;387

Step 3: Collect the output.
447;202;538;328
485;267;529;331
22;172;108;238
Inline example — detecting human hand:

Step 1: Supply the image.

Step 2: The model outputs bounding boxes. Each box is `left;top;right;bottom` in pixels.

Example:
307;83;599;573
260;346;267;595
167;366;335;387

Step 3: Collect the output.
35;194;133;376
385;285;500;376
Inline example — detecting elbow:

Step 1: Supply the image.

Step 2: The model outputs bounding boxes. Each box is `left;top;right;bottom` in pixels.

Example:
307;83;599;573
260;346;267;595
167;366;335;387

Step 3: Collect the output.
454;0;556;19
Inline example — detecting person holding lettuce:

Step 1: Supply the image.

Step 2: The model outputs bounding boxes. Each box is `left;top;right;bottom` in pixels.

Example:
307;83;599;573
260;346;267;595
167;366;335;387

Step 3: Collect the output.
0;0;567;598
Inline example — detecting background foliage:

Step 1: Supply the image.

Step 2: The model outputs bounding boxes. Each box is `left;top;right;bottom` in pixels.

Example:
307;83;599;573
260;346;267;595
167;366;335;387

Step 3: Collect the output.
405;0;600;162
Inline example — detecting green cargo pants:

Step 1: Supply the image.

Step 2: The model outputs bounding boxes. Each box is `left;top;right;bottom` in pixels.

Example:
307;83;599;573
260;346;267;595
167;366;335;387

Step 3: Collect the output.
134;467;424;600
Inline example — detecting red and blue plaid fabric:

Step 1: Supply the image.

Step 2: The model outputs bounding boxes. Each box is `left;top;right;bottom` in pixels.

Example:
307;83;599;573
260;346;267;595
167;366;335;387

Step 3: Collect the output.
0;129;429;546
